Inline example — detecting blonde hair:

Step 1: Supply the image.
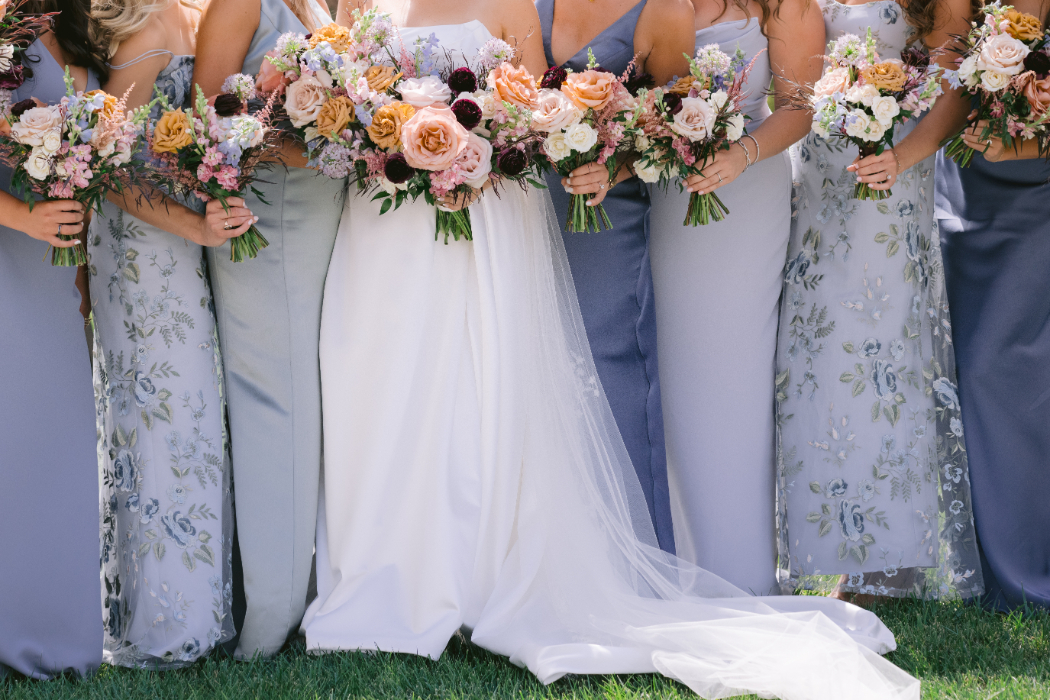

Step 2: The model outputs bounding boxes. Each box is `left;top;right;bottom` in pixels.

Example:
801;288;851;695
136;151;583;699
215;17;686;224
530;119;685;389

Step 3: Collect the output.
285;0;322;31
91;0;202;58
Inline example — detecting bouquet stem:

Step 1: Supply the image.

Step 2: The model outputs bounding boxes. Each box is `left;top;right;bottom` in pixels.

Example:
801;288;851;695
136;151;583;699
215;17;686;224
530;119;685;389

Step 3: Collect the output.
435;208;472;244
565;193;612;234
684;191;730;226
228;224;270;262
943;134;975;168
853;145;893;201
51;234;87;267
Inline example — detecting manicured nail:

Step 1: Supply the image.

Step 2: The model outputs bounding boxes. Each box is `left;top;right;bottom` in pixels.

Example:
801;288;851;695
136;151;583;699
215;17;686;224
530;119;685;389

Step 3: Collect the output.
253;216;259;222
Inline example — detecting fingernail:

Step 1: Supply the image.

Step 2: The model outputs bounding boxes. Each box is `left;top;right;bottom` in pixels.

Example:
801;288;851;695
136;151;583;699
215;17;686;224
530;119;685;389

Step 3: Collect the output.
253;217;259;222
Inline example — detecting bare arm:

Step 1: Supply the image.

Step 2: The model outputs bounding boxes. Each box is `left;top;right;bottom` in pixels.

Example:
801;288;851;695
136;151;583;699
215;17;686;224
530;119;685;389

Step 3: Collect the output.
501;0;548;79
104;22;170;111
636;0;695;85
192;0;259;97
106;190;257;246
0;192;85;246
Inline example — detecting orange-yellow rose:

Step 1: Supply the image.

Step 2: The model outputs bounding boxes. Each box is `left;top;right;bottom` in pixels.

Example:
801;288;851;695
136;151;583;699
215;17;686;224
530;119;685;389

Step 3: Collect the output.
399;106;469;170
1005;9;1043;42
366;101;415;150
861;61;908;92
668;76;702;96
561;69;616;110
316;96;355;139
153;109;193;153
1016;70;1050;116
364;65;401;93
308;23;352;53
85;90;119;120
488;63;539;109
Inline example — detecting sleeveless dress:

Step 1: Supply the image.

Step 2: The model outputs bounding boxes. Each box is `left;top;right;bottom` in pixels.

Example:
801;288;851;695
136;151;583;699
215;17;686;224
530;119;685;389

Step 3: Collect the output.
774;0;983;598
936;152;1050;611
304;22;922;700
536;0;673;554
204;0;347;659
649;19;788;595
0;41;102;679
89;54;234;668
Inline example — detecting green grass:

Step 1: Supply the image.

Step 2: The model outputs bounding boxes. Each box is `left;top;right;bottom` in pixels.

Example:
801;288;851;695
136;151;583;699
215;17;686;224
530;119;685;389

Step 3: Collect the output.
3;598;1049;699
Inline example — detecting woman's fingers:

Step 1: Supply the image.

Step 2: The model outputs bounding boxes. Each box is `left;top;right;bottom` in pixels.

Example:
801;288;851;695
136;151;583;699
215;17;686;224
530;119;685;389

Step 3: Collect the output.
687;172;720;194
47;231;83;247
225;218;254;237
853;159;893;177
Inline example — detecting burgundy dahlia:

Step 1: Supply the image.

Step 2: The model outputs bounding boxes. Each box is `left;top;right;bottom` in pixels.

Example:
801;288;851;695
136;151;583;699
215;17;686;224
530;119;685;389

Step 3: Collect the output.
662;92;683;116
625;71;654;96
540;65;568;90
451;98;483;130
0;65;24;91
384;153;413;184
899;47;930;70
447;67;478;94
496;147;528;177
1024;50;1050;77
10;98;34;118
213;93;245;117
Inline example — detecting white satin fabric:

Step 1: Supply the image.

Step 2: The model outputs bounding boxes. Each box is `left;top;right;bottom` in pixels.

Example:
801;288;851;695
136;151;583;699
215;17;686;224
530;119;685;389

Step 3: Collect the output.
304;21;920;700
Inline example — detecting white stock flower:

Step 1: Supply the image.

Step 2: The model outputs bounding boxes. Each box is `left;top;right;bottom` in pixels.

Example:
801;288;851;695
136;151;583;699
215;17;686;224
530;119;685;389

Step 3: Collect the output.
870;95;900;125
24;147;52;180
543;131;572;161
725;113;745;142
564;121;598;152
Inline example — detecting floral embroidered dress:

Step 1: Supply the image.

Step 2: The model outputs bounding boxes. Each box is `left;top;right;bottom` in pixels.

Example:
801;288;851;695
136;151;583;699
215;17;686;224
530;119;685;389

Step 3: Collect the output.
774;0;983;599
89;54;234;667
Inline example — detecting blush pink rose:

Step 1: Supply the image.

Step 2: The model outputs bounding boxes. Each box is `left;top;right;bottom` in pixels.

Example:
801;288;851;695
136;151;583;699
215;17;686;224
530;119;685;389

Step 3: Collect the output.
454;132;493;188
284;74;328;128
400;106;470;171
1016;70;1050;116
530;88;583;132
813;66;851;97
398;75;453;109
976;33;1030;76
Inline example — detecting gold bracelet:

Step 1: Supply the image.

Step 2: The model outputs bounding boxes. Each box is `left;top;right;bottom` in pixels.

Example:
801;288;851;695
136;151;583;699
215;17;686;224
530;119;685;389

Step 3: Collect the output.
891;149;902;174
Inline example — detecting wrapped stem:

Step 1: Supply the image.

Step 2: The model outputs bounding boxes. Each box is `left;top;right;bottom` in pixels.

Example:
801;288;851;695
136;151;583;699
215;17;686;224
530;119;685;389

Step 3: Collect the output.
943;133;976;168
51;233;87;267
684;191;730;226
565;193;613;234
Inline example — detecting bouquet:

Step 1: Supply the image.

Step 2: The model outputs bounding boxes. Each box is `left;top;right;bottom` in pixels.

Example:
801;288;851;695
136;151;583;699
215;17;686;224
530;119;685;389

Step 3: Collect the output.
146;80;277;262
942;2;1050;166
808;29;942;200
1;71;148;265
537;49;637;233
630;44;752;226
0;0;56;110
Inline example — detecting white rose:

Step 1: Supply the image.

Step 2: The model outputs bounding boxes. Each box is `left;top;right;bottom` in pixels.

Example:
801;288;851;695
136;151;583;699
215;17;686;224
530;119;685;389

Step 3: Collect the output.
564;121;598;152
379;176;408;195
543;131;572;161
530;88;582;133
980;69;1010;92
24;147;52;180
670;96;716;141
870;95;900;125
314;69;334;89
41;129;62;154
845;110;870;139
303;125;321;143
710;89;729;110
847;83;880;107
725;113;745;142
958;55;979;84
11;105;62;146
634;133;651;151
865;117;886;141
398;75;452;109
472;90;498;120
976;33;1030;76
633;159;662;183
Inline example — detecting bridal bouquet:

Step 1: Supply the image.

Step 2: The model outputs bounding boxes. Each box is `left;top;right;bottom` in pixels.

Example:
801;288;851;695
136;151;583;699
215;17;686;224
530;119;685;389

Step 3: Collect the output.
629;44;751;226
146;82;276;262
942;2;1050;165
0;0;56;112
808;29;942;200
537;49;637;233
1;71;148;265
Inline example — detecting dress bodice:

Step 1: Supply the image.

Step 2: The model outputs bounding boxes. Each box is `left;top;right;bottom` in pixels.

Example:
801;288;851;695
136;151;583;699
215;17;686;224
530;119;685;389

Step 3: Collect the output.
537;0;648;74
695;19;771;128
155;54;194;110
396;20;494;70
820;0;913;57
242;0;332;76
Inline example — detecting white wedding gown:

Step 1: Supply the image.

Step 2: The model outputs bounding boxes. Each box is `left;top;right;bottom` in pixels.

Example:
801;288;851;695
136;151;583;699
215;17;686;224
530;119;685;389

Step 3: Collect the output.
304;21;920;699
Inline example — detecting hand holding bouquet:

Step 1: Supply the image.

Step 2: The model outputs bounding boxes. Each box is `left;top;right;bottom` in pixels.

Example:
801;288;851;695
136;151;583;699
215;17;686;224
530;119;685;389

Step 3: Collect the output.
538;49;636;233
808;29;942;200
630;44;751;226
943;2;1050;166
146;82;276;262
1;70;148;265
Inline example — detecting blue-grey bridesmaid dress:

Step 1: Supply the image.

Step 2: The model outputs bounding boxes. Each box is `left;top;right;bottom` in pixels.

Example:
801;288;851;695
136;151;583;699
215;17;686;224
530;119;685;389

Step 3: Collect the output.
204;0;347;658
936;151;1050;611
0;41;102;678
536;0;673;554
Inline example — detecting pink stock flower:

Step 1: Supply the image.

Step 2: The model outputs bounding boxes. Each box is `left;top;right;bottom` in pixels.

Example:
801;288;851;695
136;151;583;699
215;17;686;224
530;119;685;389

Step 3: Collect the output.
216;166;239;190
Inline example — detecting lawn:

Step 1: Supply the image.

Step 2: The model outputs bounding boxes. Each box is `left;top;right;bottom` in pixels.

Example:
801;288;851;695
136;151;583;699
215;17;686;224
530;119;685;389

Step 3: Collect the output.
4;597;1048;699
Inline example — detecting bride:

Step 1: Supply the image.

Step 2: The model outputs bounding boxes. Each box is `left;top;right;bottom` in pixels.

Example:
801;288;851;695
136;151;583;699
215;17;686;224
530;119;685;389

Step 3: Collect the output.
305;1;919;697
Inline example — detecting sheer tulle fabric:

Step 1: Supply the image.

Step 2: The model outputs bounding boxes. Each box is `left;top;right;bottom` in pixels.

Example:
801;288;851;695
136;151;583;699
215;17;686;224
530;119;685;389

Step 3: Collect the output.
307;179;919;698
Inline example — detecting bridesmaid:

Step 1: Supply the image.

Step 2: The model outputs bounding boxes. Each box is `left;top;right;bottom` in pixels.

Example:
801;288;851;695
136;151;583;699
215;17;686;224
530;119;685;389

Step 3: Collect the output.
193;0;347;658
0;0;106;678
935;0;1050;611
648;0;824;594
89;0;255;667
536;0;693;553
775;0;983;602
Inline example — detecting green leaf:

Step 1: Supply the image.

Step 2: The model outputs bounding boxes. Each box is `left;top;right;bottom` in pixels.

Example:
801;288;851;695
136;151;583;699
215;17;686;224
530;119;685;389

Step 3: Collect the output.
379;198;393;215
842;342;854;353
125;248;139;261
154;542;165;561
886;240;900;257
855;363;865;375
182;550;196;572
853;544;869;564
871;402;881;422
821;502;832;516
138;542;151;557
895;393;906;405
129;428;137;448
884;403;901;426
806;512;822;523
818;520;833;537
861;533;876;545
876;202;890;215
838;541;849;560
122;263;140;283
115;424;128;446
194;544;215;567
852;379;866;397
840;372;855;383
810;481;822;494
144;528;157;541
874;232;889;243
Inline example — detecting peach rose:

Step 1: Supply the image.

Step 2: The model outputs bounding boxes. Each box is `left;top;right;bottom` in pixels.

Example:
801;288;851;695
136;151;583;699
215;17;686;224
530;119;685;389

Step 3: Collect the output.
977;33;1031;76
366;101;415;150
1004;9;1043;42
561;69;616;110
316;96;355;139
152;109;194;153
488;63;539;109
285;74;328;128
1016;70;1050;116
861;61;908;91
365;65;401;93
308;23;352;53
530;88;582;132
454;132;492;188
399;106;469;171
257;51;292;96
814;66;851;97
